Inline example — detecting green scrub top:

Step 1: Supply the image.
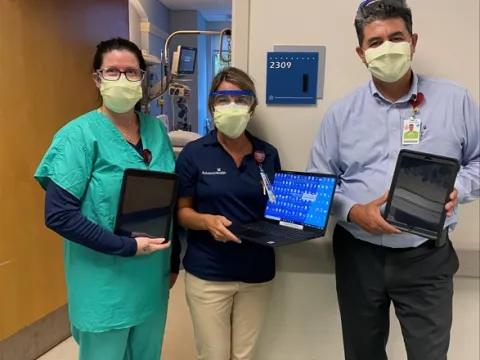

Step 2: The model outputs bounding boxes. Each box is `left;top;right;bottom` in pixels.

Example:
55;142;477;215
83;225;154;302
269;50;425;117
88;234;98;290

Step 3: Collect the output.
34;110;176;333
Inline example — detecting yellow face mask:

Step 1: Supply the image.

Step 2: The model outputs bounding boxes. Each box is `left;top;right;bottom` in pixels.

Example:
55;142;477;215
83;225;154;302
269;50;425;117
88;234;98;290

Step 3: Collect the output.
100;76;143;113
364;41;412;83
213;103;251;139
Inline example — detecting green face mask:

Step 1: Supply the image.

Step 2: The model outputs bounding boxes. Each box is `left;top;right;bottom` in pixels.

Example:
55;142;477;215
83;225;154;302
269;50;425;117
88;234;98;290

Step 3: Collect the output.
213;103;250;139
364;41;412;83
100;76;143;113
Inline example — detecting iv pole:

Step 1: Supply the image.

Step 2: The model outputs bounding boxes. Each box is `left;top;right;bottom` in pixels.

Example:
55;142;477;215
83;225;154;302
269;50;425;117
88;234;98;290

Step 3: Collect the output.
146;29;232;106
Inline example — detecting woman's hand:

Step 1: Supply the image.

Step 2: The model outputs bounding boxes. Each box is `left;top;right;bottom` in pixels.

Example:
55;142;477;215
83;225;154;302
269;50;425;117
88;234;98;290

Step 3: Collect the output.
135;237;171;256
203;215;241;243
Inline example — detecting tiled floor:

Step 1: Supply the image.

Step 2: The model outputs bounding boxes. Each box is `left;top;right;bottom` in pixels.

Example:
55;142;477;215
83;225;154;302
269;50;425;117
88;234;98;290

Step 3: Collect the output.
38;337;77;360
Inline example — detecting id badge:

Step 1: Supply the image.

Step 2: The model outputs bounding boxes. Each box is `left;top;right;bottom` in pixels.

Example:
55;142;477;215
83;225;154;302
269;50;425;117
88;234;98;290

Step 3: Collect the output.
259;167;276;203
402;119;421;145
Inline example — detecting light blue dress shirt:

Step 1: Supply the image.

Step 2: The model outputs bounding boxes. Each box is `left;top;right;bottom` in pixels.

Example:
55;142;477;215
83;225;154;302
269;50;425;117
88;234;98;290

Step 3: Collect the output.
307;73;480;248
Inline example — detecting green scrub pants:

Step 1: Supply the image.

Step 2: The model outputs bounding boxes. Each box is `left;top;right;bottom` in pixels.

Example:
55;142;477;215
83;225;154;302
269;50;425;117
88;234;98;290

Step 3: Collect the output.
71;311;167;360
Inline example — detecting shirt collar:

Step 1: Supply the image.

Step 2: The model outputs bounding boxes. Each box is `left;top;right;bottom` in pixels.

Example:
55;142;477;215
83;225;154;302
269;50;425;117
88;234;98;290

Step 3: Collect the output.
204;130;270;156
369;72;419;104
204;129;220;146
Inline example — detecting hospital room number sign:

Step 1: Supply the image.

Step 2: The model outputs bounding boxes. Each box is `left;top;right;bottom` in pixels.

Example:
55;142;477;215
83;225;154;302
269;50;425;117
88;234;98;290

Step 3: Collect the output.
266;51;319;105
269;60;292;69
269;55;315;69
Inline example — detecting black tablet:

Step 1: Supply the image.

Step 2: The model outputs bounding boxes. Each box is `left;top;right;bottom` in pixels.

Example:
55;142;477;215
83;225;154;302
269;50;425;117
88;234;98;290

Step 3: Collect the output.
114;169;179;240
384;150;460;242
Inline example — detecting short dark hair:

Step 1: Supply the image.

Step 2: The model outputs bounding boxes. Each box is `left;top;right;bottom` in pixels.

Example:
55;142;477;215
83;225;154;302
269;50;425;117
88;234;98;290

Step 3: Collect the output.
354;0;413;46
93;37;146;72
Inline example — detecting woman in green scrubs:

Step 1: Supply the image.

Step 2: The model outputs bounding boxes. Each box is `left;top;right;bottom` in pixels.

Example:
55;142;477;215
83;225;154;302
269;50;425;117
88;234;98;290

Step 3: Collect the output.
34;38;178;360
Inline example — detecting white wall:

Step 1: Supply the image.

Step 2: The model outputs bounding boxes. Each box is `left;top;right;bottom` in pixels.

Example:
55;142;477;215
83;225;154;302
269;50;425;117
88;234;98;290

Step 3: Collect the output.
128;2;142;47
197;13;208;135
205;21;232;133
231;0;480;359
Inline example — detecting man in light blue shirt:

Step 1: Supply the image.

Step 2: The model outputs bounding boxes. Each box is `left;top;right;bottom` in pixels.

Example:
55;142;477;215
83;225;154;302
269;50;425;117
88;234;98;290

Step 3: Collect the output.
307;1;479;360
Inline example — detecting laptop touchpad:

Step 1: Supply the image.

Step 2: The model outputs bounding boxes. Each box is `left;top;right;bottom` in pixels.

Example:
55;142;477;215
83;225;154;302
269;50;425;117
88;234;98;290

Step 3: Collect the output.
236;229;266;239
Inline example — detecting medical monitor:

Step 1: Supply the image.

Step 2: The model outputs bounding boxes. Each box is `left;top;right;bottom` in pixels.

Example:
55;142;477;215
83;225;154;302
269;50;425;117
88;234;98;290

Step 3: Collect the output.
171;45;197;75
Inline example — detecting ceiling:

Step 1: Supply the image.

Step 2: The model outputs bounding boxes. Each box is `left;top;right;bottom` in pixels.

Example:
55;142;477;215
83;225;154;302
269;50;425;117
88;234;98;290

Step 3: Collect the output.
160;0;232;22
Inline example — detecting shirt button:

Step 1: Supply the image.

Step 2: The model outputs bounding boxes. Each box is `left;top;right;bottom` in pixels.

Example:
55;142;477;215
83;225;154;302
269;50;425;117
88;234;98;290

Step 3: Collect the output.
393;151;398;156
393;127;397;131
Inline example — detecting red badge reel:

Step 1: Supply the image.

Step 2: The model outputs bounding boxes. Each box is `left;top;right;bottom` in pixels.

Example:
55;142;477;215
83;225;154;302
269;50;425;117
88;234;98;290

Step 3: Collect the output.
254;150;265;165
409;92;425;119
409;92;425;109
143;149;152;166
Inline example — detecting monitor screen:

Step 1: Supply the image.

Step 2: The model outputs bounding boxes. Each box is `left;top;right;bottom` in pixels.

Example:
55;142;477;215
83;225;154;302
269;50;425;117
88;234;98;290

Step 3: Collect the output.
116;175;176;238
264;173;336;230
178;47;197;74
386;155;457;233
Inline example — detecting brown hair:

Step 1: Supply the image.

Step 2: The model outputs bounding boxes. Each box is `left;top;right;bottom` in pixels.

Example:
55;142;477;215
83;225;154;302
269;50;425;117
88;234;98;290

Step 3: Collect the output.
208;67;258;116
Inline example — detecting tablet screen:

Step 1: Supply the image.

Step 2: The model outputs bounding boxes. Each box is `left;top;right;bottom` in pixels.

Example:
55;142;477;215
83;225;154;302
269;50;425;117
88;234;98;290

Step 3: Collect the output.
116;174;177;239
386;155;457;234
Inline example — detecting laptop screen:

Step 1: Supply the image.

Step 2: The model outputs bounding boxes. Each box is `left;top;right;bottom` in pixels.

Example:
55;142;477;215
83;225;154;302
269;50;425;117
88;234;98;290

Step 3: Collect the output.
264;172;336;230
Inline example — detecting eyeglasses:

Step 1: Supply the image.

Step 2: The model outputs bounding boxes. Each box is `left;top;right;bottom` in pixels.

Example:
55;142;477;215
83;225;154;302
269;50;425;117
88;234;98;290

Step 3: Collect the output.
96;67;146;82
210;90;255;107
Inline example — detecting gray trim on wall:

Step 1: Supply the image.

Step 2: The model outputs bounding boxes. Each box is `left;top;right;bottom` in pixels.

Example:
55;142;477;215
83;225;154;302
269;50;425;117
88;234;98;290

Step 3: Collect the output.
0;305;70;360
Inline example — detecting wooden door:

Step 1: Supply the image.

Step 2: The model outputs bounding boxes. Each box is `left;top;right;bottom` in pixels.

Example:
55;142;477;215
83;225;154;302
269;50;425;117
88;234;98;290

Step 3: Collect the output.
0;0;128;350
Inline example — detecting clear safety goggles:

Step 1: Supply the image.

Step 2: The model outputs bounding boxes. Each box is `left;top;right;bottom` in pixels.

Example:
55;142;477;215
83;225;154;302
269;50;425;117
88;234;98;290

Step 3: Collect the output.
210;90;255;107
357;0;408;17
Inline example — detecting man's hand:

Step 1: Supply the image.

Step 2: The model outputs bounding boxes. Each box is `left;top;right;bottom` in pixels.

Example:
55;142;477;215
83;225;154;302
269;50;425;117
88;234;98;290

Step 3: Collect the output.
445;189;458;217
169;273;179;289
348;192;401;235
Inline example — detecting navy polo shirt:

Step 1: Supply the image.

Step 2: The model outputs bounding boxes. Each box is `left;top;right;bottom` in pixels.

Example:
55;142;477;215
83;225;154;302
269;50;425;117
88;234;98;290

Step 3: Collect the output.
175;130;281;283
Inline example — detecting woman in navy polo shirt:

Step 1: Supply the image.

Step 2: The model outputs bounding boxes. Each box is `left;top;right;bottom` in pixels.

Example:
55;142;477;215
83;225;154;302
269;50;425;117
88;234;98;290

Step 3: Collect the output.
176;67;281;360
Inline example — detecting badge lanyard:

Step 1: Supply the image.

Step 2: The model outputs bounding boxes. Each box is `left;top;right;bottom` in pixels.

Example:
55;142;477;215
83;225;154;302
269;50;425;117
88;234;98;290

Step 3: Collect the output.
402;92;425;146
254;151;276;203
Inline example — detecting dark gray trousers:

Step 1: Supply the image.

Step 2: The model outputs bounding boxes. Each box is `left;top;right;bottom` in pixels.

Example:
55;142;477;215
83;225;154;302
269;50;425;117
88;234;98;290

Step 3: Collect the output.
333;225;459;360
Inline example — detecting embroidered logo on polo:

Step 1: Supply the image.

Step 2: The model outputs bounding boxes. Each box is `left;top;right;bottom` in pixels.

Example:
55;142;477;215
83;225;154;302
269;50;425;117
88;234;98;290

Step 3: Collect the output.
202;168;227;175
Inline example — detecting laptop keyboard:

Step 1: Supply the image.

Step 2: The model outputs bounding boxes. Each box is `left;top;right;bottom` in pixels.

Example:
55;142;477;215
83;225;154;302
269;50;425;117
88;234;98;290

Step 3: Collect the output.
242;221;318;240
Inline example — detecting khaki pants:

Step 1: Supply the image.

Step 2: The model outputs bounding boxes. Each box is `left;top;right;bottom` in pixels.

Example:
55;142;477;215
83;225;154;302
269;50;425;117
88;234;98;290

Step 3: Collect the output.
185;272;273;360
